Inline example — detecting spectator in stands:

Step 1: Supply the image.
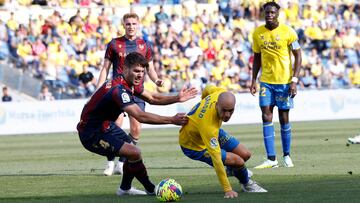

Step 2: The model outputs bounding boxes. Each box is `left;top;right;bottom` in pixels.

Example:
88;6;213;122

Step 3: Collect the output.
155;5;169;24
38;84;55;101
78;63;96;98
2;86;12;102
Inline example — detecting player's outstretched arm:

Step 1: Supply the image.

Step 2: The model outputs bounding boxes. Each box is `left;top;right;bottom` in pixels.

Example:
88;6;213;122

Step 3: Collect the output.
139;86;198;105
124;104;188;126
250;53;261;96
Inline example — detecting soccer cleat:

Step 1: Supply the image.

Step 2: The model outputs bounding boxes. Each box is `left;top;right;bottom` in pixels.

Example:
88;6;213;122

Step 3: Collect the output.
283;155;294;167
116;187;147;196
242;180;267;193
247;169;253;178
103;161;115;176
114;161;124;175
145;188;155;196
254;159;279;169
348;135;360;144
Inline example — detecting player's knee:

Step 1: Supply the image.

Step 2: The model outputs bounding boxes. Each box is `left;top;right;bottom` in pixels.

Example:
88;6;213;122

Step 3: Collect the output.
242;151;251;162
123;145;142;161
262;113;273;122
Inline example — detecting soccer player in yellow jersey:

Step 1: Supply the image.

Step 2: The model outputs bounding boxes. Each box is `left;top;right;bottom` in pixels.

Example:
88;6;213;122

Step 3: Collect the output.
179;85;267;199
250;1;302;169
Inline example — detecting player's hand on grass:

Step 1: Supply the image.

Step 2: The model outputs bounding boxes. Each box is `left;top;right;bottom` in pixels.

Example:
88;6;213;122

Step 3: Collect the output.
155;79;164;87
178;86;198;102
224;190;238;199
171;113;189;125
289;82;297;98
250;81;257;96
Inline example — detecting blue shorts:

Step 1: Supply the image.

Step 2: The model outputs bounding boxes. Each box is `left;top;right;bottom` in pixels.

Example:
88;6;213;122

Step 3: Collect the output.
78;122;131;157
259;82;294;110
181;129;240;167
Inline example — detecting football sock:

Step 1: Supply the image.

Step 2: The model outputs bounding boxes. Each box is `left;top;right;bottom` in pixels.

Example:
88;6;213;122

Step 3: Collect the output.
281;123;291;156
263;122;276;159
123;159;155;193
232;166;249;185
119;156;126;163
119;160;135;190
128;133;138;145
107;155;115;162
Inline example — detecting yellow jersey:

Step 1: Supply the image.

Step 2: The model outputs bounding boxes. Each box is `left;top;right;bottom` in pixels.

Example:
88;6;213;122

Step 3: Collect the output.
252;24;299;84
179;85;231;192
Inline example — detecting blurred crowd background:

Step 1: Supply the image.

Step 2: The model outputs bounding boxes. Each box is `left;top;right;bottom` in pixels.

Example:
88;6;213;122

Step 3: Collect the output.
0;0;359;100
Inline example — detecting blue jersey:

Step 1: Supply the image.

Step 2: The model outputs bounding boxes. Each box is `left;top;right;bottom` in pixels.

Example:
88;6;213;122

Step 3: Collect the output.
104;36;154;78
77;75;144;136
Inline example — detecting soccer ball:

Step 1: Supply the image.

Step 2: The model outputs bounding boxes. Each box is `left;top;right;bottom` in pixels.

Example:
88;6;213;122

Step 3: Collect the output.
155;178;183;202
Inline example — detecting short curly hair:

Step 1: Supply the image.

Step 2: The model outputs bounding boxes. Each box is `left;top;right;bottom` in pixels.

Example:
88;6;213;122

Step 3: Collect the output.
263;1;281;10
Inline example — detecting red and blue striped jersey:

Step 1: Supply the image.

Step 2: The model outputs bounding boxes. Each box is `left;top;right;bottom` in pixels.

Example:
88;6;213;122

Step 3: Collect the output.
104;36;154;78
77;75;144;134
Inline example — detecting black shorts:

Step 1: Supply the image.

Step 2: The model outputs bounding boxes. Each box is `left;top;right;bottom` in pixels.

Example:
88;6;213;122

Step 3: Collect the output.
79;122;131;157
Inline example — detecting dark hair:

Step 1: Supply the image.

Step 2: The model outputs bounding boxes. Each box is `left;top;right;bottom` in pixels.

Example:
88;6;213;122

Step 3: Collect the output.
124;52;149;70
263;1;281;10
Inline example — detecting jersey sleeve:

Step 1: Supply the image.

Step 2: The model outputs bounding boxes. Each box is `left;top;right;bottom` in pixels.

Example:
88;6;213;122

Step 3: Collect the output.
104;39;114;60
252;29;261;53
287;26;299;45
145;40;154;62
198;122;232;192
201;85;225;100
113;87;136;109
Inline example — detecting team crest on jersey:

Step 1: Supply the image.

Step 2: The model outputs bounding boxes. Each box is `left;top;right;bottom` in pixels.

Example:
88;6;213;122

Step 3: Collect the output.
118;44;122;49
138;44;145;50
210;137;218;148
276;35;280;41
121;93;131;103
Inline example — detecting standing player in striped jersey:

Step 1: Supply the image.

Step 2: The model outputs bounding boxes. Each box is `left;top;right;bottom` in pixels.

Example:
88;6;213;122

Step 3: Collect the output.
78;52;197;196
97;13;163;176
250;1;302;169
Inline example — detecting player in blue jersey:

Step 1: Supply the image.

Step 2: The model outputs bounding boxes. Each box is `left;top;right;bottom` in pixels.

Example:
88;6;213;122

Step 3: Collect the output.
78;52;197;195
250;1;302;169
97;13;164;176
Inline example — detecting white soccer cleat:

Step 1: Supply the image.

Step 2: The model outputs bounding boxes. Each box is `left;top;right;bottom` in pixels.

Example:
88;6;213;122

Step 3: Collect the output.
283;155;294;167
114;161;124;175
103;161;115;176
348;135;360;144
247;169;253;178
116;187;147;196
254;159;279;169
242;180;267;193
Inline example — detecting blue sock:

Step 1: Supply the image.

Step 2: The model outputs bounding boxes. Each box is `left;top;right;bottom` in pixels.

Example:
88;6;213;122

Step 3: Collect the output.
233;166;249;185
281;123;291;156
263;122;276;158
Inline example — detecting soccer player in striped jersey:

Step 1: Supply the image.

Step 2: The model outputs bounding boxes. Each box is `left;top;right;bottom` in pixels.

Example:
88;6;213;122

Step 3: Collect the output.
250;1;302;169
78;52;197;196
97;13;163;176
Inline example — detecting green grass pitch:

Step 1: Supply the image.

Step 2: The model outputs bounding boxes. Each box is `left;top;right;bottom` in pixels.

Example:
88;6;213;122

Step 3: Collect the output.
1;119;360;203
